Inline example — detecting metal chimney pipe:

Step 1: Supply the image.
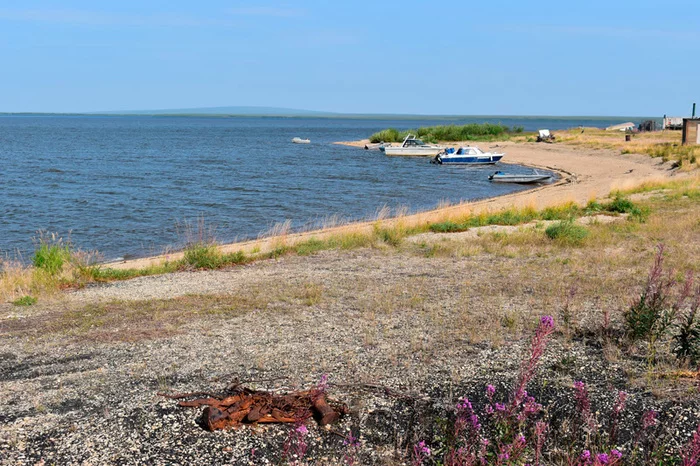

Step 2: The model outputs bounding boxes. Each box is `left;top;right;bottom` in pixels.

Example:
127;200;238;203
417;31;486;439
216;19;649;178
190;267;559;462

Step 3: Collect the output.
693;103;696;118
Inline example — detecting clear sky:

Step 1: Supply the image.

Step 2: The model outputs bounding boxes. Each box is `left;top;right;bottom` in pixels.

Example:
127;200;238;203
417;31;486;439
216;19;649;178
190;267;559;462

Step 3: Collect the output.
0;1;698;116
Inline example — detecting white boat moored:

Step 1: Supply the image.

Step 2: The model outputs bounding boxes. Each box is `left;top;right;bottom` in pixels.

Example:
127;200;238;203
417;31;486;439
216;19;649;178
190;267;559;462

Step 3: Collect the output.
383;134;444;156
292;137;310;144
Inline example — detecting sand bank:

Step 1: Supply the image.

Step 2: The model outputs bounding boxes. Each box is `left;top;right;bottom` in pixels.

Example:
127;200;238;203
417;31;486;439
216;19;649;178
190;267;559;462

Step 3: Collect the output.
108;141;680;270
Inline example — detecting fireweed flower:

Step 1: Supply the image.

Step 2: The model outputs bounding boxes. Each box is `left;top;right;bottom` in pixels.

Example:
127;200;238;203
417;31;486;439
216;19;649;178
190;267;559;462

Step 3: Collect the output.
596;453;609;464
613;391;627;414
511;316;555;410
642;410;659;429
580;450;592;464
343;432;360;448
540;315;555;328
296;424;308;435
486;384;496;399
610;449;622;460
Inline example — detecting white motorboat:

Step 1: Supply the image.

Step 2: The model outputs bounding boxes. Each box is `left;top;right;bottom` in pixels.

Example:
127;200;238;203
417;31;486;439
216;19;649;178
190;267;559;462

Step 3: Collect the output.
488;171;551;184
292;137;310;144
432;146;504;165
382;134;444;156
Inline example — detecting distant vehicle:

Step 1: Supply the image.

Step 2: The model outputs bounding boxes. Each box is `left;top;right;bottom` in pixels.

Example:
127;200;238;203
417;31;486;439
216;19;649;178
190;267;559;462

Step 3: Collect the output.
292;137;310;144
431;146;504;165
488;171;551;184
536;129;556;142
382;134;444;156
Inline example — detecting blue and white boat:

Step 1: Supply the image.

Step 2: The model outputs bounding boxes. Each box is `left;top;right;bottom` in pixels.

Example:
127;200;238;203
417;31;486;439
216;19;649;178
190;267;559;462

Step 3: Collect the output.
431;146;504;165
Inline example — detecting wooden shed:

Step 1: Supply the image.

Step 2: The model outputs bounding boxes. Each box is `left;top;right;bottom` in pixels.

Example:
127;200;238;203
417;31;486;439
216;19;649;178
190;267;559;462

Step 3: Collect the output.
682;119;700;145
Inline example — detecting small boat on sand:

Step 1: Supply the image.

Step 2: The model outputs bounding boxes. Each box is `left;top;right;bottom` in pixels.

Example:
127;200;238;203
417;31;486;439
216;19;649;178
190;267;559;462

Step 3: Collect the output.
382;134;444;156
431;146;504;165
488;171;551;184
292;137;310;144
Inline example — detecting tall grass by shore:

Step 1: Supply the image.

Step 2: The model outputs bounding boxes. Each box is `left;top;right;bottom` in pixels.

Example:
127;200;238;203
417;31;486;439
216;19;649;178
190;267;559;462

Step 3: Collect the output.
369;123;524;144
5;177;696;305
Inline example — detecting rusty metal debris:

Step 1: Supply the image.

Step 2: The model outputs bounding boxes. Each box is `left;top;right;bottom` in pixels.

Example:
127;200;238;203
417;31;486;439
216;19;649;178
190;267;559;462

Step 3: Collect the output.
160;385;348;431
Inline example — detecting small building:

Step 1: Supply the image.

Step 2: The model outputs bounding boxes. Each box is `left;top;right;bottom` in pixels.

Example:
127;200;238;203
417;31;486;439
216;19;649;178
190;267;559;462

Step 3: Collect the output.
682;119;700;145
663;116;684;130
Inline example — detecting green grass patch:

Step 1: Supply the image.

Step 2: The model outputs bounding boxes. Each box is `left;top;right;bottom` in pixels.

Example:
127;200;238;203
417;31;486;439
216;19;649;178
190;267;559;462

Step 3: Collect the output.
605;193;650;222
374;225;404;247
12;295;37;306
295;238;327;256
182;242;222;269
545;221;589;245
32;234;73;275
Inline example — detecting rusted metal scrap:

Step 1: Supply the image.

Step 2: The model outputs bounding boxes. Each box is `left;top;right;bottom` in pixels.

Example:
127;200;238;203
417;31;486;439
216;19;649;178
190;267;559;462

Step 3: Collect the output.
160;385;348;431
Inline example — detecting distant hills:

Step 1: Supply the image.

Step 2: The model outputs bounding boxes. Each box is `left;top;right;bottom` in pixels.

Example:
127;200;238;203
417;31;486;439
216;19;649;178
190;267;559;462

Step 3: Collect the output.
91;106;339;116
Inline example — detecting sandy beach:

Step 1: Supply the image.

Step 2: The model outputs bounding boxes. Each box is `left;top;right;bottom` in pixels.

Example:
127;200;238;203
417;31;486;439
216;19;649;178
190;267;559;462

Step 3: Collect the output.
108;140;682;271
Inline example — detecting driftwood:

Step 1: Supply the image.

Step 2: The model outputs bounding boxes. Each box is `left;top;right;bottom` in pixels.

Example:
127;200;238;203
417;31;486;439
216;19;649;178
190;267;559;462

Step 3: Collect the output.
160;385;348;431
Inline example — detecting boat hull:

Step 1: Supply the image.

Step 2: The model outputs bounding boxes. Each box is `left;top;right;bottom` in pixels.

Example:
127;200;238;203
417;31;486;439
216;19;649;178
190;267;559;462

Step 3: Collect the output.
439;155;503;165
489;175;550;184
384;147;443;156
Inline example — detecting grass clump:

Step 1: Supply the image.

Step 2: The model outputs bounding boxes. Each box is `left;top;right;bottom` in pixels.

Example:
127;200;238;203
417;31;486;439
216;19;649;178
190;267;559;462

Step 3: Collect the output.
12;295;37;306
32;232;73;275
429;220;465;233
605;193;650;222
545;221;589;245
368;128;401;143
295;238;327;256
182;242;222;269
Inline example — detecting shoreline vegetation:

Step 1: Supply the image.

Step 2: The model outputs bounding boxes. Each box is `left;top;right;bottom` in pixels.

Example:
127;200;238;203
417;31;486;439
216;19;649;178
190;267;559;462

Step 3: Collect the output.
369;123;524;143
1;175;697;305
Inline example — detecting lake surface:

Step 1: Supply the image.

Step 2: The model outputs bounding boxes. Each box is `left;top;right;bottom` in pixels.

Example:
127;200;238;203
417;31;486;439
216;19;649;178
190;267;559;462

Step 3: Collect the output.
0;115;638;261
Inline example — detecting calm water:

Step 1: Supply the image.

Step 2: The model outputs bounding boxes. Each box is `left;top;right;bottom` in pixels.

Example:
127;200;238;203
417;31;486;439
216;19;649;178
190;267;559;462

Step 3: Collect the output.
0;115;638;261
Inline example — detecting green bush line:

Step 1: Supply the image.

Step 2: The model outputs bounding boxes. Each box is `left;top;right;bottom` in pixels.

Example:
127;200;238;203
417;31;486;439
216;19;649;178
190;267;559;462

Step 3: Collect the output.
429;195;647;233
369;123;524;143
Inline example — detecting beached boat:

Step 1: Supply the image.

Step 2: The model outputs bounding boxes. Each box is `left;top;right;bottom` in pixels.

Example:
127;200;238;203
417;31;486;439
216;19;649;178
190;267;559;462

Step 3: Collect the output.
488;171;551;184
432;146;504;165
292;137;310;144
382;134;444;156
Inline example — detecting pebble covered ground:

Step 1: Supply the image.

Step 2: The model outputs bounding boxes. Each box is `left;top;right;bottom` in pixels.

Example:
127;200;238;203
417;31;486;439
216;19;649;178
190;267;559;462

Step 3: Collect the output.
1;249;699;465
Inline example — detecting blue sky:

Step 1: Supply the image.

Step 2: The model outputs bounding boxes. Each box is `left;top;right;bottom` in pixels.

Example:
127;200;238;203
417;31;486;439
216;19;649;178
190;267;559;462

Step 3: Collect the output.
0;1;698;115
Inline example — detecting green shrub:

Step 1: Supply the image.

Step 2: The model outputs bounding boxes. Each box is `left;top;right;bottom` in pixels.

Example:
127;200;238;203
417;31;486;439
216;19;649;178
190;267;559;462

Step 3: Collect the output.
12;295;37;306
221;250;247;265
429;221;466;233
545;221;588;245
295;238;327;256
374;226;403;247
604;194;649;222
182;242;221;269
369;128;401;143
32;233;72;275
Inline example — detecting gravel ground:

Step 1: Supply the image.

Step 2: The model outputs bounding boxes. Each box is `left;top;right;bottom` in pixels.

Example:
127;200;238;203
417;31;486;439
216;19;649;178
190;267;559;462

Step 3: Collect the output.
1;248;699;465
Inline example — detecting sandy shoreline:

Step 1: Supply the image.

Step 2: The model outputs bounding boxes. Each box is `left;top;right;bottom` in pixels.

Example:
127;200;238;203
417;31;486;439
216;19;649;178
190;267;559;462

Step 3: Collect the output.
107;140;680;270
